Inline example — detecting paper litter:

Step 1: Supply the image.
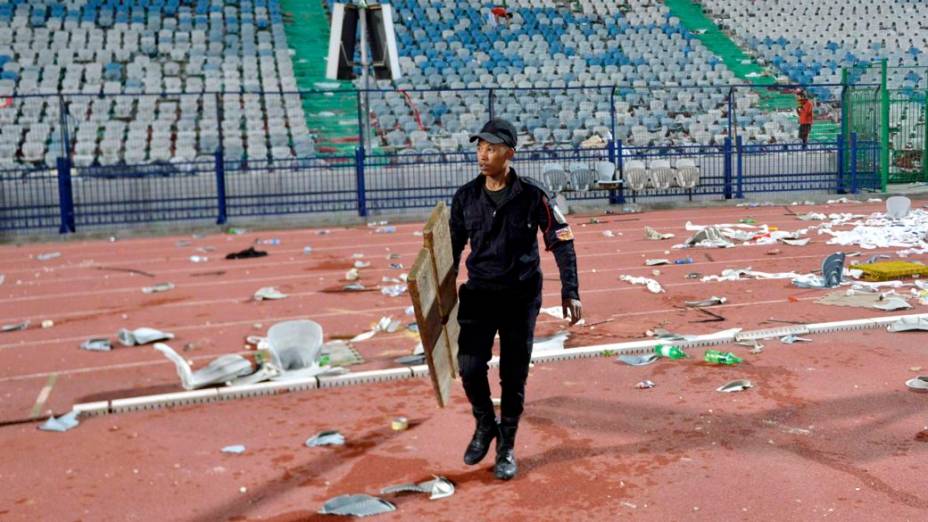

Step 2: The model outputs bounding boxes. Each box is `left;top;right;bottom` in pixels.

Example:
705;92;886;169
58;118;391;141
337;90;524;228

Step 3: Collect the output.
619;274;664;293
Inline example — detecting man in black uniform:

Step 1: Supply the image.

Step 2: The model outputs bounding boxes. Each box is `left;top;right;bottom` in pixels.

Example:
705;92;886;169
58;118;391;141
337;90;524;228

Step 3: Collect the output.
450;118;582;480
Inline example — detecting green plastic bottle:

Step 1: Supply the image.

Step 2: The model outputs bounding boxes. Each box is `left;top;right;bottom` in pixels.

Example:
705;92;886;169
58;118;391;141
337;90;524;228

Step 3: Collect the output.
704;349;742;365
654;344;687;360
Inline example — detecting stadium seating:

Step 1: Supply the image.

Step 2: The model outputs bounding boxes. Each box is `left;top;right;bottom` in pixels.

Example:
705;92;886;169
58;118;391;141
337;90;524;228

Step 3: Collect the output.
350;0;753;152
700;0;928;100
0;0;313;168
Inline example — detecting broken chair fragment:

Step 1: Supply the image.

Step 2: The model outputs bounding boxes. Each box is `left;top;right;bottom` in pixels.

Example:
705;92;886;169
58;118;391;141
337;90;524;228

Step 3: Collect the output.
306;431;346;447
318;495;396;517
381;476;455;500
117;327;174;346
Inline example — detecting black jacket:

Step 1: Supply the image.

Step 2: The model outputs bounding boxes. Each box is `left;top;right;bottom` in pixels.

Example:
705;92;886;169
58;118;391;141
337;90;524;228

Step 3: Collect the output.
450;168;580;301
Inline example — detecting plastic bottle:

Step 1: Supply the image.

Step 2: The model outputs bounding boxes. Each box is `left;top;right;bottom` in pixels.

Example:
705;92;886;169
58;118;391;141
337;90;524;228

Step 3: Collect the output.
654;344;687;360
704;349;743;365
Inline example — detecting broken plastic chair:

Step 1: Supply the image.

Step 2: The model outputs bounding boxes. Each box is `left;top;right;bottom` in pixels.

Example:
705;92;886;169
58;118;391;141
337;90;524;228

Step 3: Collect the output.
2;320;30;332
254;287;287;300
381;476;455;500
267;320;323;371
716;379;753;393
887;316;928;332
886;196;911;219
644;226;674;240
617;353;660;366
38;410;80;432
905;376;928;392
117;327;174;346
792;253;845;288
306;431;346;447
319;495;396;517
153;343;254;390
80;338;112;351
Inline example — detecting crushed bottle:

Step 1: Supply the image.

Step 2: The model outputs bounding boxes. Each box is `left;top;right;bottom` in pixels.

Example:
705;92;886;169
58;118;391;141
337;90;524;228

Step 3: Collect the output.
704;349;742;365
654;344;687;360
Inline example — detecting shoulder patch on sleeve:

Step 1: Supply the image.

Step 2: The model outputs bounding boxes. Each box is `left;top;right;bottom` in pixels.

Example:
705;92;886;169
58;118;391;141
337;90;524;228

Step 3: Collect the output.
555;226;574;241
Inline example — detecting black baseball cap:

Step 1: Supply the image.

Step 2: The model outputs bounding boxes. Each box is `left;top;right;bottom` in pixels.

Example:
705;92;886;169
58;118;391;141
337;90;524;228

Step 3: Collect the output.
469;118;518;149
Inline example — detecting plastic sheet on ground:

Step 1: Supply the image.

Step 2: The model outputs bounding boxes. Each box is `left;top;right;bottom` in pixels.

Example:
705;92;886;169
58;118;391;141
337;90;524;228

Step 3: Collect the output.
381;476;455;500
645;226;675;240
887;316;928;332
619;274;664;293
820;208;928;252
701;268;806;283
319;495;396;517
533;331;569;352
38;410;80;432
80;338;112;351
306;431;346;447
153;344;254;390
617;353;660;366
2;320;30;332
117;327;174;346
254;287;288;300
717;379;753;393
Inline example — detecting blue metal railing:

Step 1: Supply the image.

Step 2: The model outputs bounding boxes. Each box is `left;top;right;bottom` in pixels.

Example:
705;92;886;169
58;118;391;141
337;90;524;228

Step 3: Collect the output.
0;137;880;235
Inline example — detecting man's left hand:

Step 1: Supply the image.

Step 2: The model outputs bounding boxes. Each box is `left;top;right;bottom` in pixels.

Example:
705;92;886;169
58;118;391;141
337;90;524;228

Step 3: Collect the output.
562;298;583;326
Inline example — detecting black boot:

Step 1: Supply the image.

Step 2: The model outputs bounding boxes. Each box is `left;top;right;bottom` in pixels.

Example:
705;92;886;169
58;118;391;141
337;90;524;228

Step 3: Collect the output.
463;414;498;465
494;418;518;480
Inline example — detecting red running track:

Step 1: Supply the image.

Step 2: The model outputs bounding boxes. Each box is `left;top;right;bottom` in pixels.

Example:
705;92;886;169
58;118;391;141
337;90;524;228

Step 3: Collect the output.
1;200;927;520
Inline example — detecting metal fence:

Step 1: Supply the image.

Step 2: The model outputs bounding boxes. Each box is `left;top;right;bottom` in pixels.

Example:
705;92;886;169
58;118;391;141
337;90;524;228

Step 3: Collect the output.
0;134;879;235
0;81;886;235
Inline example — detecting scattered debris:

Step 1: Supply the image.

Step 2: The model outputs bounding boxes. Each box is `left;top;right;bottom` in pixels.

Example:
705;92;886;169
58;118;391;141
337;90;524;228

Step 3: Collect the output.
602;230;615;238
381;476;454;500
0;273;4;285
95;266;156;277
685;296;727;307
717;379;753;393
80;338;112;351
117;327;174;346
887;316;928;332
780;238;810;246
381;285;407;297
704;350;742;365
635;380;656;389
226;227;247;235
873;296;912;311
306;431;346;447
391;417;409;431
682;226;734;248
225;247;268;260
320;340;364;367
766;248;782;255
256;239;281;245
905;376;928;392
617;353;660;366
190;270;226;277
319;495;396;517
342;283;368;292
189;255;208;263
221;445;246;454
619;275;664;293
254;287;288;301
690;307;726;323
374;226;397;234
36;252;61;261
389;263;404;269
354;260;371;269
796;212;827;221
345;268;360;281
886;196;911;219
737;339;765;354
645;226;675;240
142;282;175;294
779;335;812;344
38;410;80;432
153;343;255;390
533;331;569;352
645;258;670;266
41;320;54;329
303;246;314;255
674;257;694;265
791;253;845;288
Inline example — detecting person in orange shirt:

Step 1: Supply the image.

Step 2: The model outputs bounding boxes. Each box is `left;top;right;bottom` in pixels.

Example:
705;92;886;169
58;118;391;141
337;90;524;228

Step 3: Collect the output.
797;92;814;148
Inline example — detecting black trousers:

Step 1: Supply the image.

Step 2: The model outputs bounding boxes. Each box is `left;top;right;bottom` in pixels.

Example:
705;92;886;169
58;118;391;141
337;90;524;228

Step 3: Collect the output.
457;275;542;422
